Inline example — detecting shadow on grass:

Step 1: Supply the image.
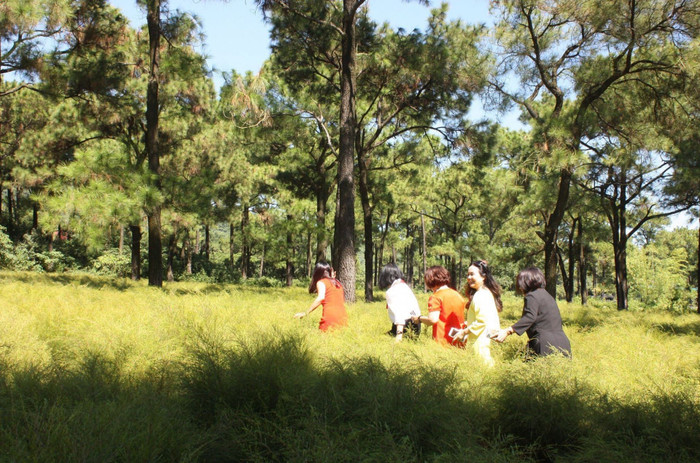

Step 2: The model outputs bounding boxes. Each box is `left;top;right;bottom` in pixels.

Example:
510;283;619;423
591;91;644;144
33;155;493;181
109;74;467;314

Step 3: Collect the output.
562;309;608;331
1;334;699;462
651;320;700;338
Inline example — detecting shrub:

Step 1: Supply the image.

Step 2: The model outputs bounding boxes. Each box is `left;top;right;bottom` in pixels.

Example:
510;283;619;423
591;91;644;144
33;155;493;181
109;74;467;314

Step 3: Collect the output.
92;249;131;278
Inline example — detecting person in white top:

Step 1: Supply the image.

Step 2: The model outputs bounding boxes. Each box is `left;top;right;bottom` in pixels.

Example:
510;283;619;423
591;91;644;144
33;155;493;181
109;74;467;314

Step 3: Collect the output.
379;263;421;342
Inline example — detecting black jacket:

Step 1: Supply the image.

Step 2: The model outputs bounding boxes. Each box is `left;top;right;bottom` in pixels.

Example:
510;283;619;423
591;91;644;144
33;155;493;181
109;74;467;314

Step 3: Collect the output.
512;288;571;356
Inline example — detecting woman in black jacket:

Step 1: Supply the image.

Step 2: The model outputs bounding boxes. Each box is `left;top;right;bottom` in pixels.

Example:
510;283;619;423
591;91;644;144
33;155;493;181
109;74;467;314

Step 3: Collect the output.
493;267;571;357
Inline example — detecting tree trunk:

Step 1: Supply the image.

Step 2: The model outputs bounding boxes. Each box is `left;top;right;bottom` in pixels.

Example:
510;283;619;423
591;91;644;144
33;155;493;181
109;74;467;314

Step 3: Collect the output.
259;243;265;278
315;171;329;262
166;234;176;282
578;218;587;305
306;231;312;277
357;150;374;302
146;0;163;287
229;223;235;270
421;212;427;291
613;236;629;310
6;187;13;241
241;204;250;280
557;247;570;301
130;225;141;280
543;169;573;298
566;217;578;303
609;181;629;311
119;225;124;254
286;215;294;287
204;224;210;261
32;203;39;230
185;236;193;275
333;0;358;303
406;223;415;286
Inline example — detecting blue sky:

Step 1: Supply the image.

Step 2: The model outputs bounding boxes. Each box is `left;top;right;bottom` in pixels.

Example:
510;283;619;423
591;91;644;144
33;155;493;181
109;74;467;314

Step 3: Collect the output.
109;1;494;86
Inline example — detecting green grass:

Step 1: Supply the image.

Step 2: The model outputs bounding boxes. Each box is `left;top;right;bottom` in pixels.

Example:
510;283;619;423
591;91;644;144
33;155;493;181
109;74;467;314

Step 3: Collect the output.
1;271;698;462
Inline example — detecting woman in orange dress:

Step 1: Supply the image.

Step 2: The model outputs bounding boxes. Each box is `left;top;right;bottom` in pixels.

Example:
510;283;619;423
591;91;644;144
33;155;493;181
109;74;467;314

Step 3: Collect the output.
412;265;465;346
294;262;348;331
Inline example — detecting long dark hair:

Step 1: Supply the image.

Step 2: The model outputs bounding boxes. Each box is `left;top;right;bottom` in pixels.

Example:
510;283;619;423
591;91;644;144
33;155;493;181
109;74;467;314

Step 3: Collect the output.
309;261;341;293
465;260;503;312
378;262;405;290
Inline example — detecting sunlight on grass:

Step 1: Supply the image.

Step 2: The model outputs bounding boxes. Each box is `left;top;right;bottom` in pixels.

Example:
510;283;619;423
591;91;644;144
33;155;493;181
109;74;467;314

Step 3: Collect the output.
1;271;698;461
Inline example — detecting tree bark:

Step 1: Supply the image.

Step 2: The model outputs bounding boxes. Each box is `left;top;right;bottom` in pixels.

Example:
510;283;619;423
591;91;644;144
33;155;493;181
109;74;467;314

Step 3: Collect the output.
32;203;39;230
357;149;374;302
259;243;265;278
146;0;163;287
566;217;578;302
130;225;141;280
6;187;13;241
185;236;193;275
166;234;176;282
333;0;359;303
204;224;210;261
306;231;312;277
406;223;415;286
286;214;294;287
315;163;329;263
609;176;629;311
543;169;572;298
421;212;427;291
578;218;587;305
229;222;235;271
241;204;250;280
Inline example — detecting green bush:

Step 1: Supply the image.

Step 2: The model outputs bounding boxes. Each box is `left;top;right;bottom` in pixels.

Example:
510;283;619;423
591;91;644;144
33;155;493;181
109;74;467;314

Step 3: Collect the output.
628;244;691;312
92;249;131;278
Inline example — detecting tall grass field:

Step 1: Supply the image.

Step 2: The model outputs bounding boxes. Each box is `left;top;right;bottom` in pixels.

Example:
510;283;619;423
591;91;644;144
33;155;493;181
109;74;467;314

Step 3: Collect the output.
1;271;698;462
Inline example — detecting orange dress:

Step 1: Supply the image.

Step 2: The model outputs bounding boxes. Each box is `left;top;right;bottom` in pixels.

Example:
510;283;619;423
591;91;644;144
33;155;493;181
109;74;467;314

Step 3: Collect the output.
428;286;466;346
318;278;348;332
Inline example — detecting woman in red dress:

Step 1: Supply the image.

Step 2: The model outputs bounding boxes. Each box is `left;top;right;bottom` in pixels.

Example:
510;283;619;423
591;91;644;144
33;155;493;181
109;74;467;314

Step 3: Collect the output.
295;262;348;331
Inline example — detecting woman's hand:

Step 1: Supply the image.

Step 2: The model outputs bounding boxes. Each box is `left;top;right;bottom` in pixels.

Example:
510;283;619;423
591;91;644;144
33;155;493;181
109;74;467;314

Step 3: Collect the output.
294;312;307;319
493;328;511;343
453;328;468;342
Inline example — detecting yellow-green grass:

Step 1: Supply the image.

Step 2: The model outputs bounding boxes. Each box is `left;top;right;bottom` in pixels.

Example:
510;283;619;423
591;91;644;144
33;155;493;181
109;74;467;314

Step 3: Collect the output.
1;271;698;462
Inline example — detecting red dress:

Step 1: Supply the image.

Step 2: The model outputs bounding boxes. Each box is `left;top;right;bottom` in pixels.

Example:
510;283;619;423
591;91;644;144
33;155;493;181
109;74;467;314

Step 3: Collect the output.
428;286;466;346
318;278;348;332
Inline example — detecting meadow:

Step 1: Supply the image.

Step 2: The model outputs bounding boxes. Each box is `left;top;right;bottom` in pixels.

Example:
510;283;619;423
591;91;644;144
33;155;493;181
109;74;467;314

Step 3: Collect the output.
0;271;698;462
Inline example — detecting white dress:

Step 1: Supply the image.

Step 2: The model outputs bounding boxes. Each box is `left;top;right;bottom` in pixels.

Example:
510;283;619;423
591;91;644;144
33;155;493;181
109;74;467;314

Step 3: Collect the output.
385;279;421;324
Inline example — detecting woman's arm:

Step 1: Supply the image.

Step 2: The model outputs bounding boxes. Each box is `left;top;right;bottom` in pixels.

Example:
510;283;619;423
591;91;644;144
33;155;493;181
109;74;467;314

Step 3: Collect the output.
412;311;439;326
493;294;537;342
295;281;326;318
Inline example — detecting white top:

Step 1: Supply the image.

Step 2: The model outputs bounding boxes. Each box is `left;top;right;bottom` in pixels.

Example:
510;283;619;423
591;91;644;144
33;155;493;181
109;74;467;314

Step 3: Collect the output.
385;279;421;324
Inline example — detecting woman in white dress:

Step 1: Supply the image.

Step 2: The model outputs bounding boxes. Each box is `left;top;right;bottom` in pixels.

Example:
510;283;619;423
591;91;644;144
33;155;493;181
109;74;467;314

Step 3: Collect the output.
378;263;421;342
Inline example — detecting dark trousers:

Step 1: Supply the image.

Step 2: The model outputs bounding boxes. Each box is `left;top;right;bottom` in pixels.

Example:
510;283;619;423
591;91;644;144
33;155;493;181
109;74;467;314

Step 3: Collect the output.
389;319;421;339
